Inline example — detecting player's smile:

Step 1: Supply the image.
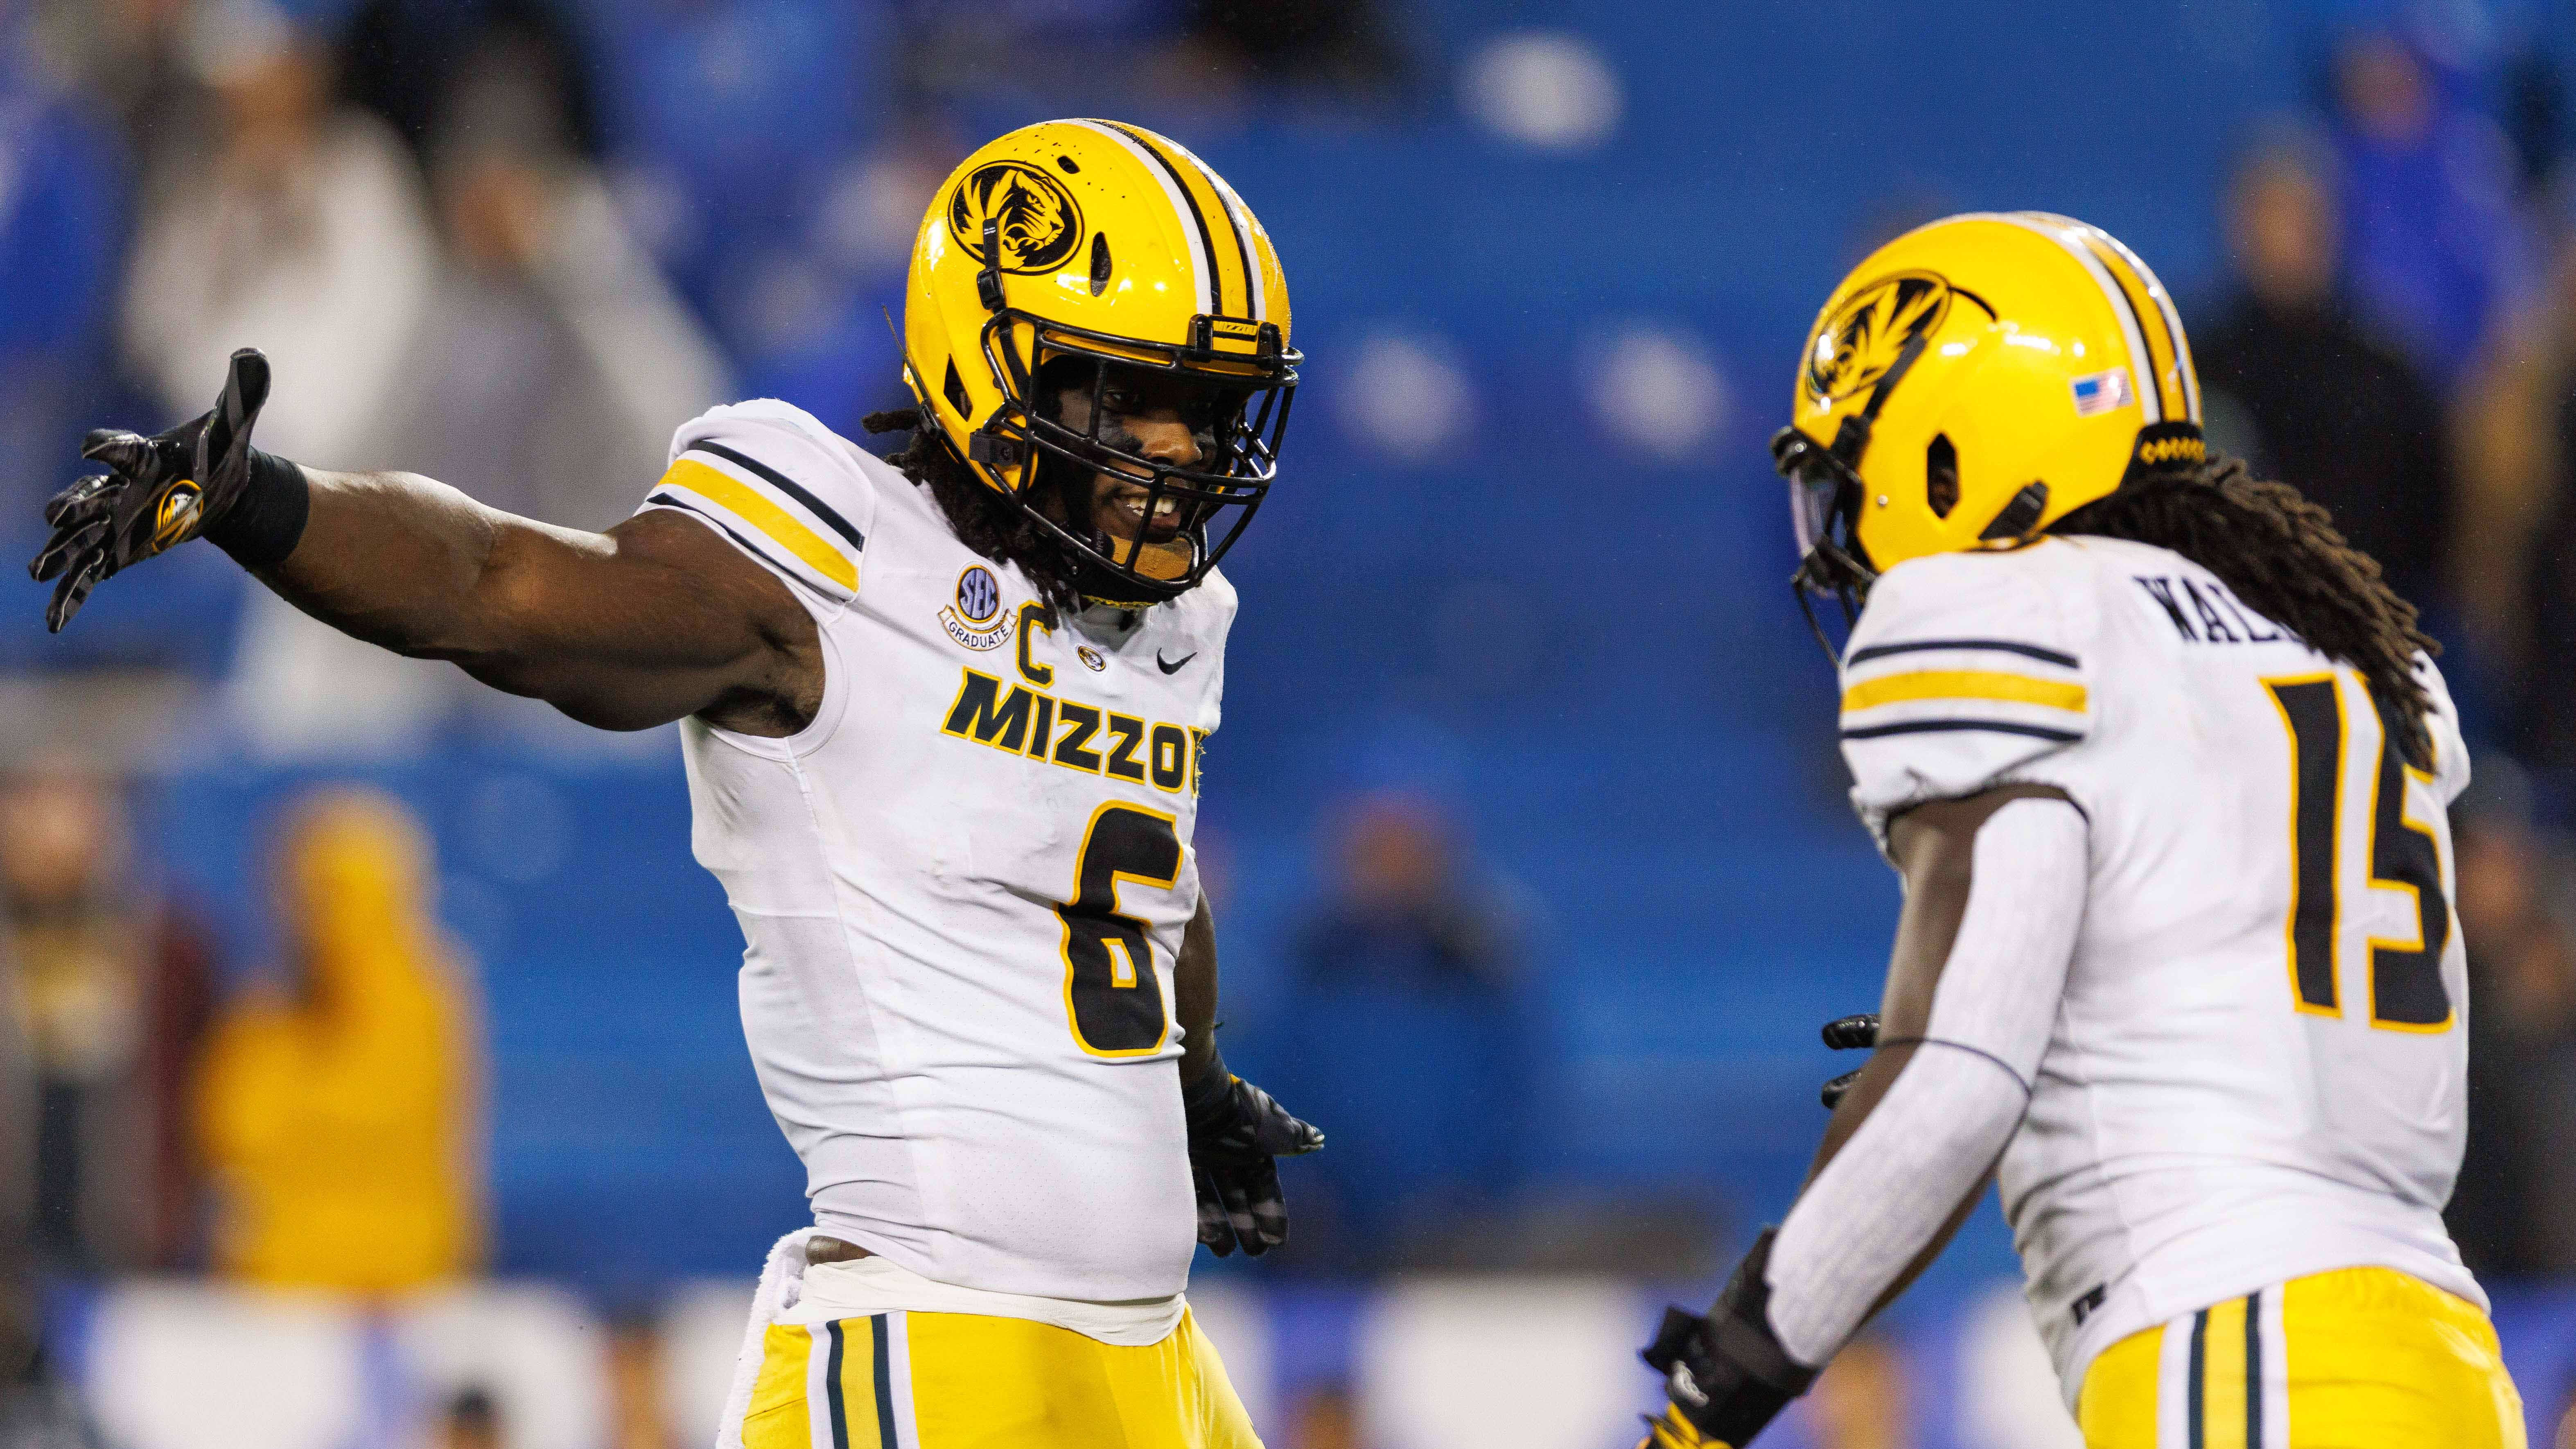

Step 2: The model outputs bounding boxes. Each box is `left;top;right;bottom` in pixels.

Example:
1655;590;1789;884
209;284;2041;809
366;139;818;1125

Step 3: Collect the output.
1103;481;1186;542
1046;364;1217;553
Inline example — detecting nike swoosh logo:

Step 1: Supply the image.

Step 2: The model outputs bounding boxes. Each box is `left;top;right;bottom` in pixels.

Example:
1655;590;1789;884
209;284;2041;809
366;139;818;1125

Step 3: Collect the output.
1156;651;1197;675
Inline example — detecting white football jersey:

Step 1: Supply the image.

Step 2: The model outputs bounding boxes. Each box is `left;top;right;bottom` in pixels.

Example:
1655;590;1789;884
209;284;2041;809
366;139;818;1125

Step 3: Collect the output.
1836;534;2480;1401
638;400;1229;1302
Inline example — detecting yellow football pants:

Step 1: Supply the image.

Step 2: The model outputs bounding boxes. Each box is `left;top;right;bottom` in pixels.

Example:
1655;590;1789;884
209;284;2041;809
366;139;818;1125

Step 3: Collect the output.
737;1307;1263;1449
2074;1266;2525;1448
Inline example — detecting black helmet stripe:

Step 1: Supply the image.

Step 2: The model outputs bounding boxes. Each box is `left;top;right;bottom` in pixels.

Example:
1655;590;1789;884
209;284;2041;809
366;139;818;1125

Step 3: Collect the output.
1102;120;1228;317
1170;140;1260;323
2089;227;2201;421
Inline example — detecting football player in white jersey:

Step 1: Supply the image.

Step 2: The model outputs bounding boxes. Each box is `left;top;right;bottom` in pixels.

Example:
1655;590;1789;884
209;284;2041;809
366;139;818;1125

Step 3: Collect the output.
1632;213;2525;1449
34;120;1321;1449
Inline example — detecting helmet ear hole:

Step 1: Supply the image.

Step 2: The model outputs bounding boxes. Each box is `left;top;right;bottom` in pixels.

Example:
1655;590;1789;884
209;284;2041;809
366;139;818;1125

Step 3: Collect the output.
1926;433;1960;519
943;359;971;420
1090;233;1113;297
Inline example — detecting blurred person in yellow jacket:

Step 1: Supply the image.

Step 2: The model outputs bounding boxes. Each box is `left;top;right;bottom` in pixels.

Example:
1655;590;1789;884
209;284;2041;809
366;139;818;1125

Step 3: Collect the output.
195;788;483;1294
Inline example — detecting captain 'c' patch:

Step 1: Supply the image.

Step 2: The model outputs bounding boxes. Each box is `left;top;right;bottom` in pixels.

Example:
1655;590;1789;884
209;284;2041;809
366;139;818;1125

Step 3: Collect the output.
949;162;1084;275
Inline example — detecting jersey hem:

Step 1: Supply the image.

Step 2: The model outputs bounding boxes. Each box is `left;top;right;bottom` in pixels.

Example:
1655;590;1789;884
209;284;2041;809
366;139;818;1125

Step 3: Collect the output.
785;1253;1187;1348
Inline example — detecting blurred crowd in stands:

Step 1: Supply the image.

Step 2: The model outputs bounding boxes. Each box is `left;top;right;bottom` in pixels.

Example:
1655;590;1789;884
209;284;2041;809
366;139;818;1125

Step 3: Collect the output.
2175;28;2576;1294
0;0;2573;1445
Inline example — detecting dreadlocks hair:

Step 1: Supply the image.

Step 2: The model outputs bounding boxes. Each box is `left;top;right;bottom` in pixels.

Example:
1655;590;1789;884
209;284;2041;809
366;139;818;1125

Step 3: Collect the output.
861;407;1085;608
2049;451;2441;767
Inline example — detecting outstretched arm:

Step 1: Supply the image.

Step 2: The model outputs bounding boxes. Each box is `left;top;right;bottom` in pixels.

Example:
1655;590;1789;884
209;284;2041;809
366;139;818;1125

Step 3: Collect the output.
259;472;817;734
33;350;817;736
1639;783;2085;1448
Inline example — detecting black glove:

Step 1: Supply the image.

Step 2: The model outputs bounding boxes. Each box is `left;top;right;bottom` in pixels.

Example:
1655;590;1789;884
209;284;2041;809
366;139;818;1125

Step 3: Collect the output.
1183;1056;1323;1257
1817;1011;1878;1110
30;347;304;632
1636;1227;1817;1449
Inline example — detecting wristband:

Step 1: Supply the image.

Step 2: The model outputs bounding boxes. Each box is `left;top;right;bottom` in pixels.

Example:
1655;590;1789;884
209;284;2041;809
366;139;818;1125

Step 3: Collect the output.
1642;1227;1817;1444
1182;1047;1234;1125
203;447;310;570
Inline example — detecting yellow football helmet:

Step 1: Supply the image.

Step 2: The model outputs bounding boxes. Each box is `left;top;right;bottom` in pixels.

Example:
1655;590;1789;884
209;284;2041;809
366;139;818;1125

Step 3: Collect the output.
903;120;1298;605
1773;211;2204;610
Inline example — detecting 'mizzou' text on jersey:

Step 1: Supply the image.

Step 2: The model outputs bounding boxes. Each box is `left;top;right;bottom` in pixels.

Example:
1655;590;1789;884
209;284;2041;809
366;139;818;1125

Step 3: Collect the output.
2132;574;2291;646
942;666;1205;795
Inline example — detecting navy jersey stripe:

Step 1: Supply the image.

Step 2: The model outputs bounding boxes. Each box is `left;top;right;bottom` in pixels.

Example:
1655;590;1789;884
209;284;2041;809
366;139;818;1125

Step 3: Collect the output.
1840;718;2083;743
2186;1308;2208;1449
824;1321;851;1449
2245;1291;2263;1447
1845;637;2080;669
869;1314;898;1448
687;441;867;552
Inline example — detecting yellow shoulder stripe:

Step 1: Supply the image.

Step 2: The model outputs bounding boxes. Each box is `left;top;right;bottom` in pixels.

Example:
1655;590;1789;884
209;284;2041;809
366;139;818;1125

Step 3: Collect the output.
661;457;857;591
1842;669;2088;714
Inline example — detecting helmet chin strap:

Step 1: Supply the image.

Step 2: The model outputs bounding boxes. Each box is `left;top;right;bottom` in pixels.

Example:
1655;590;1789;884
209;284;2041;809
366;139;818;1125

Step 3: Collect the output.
1830;328;1932;481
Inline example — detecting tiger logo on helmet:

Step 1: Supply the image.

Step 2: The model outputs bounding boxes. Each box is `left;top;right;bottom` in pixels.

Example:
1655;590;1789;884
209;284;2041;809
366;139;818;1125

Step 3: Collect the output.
948;162;1085;275
1773;212;2204;619
903;120;1299;607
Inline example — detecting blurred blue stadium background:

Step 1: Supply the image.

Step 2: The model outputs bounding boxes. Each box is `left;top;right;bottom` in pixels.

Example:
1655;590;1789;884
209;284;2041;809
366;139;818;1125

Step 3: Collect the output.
66;0;2569;1276
11;0;2576;1442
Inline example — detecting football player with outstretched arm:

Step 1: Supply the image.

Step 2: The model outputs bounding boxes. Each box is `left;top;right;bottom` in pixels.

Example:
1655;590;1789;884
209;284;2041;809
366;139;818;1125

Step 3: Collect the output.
36;121;1319;1449
1632;214;2522;1448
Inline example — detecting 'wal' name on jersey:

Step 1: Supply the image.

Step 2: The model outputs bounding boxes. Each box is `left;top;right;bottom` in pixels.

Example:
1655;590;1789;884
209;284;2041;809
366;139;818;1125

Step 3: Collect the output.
2131;574;2290;647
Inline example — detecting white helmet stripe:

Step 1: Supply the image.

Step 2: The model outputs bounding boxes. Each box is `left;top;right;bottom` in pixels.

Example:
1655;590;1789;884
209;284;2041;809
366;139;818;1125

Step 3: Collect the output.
1975;211;2162;425
1059;118;1212;316
1207;177;1266;322
1162;136;1265;322
2090;228;2200;422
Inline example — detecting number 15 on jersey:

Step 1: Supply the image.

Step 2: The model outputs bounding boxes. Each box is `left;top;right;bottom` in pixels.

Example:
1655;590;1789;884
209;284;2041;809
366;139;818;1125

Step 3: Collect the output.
2265;672;2454;1033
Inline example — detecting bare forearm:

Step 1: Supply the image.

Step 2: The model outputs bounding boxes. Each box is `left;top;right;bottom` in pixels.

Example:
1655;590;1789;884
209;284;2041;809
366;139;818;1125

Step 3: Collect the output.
261;467;573;662
1176;896;1220;1087
232;468;816;732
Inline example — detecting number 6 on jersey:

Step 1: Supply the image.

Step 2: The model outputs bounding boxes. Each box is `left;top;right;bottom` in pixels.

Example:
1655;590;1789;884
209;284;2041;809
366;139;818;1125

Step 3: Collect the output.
1058;802;1186;1056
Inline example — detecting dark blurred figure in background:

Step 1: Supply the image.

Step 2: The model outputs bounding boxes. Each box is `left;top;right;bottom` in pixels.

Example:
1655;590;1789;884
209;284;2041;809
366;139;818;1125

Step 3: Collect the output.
437;1387;501;1449
0;760;214;1273
0;757;210;1448
1273;791;1537;1270
122;1;433;468
194;788;484;1295
1149;0;1410;102
119;1;452;755
2327;28;2535;393
2443;759;2576;1278
121;0;723;754
2193;136;2455;613
369;7;724;538
901;0;1407;121
2461;219;2576;772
